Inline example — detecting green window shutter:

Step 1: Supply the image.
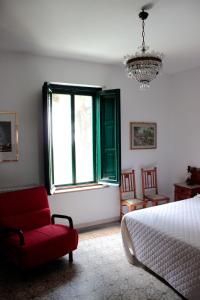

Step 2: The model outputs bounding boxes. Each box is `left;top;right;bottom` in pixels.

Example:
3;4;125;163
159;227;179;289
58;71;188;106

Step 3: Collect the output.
97;89;121;185
42;82;55;195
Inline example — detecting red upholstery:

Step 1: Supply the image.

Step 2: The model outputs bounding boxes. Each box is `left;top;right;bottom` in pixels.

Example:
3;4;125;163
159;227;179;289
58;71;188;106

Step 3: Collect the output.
0;208;51;231
0;186;78;269
0;187;51;230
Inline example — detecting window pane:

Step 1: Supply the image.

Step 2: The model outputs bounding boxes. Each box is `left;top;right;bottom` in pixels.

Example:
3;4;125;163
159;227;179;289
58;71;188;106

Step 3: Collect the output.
52;94;72;185
75;95;94;183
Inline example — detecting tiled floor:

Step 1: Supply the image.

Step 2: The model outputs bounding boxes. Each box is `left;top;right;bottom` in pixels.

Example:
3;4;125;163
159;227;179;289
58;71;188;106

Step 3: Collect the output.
0;222;182;300
78;222;121;240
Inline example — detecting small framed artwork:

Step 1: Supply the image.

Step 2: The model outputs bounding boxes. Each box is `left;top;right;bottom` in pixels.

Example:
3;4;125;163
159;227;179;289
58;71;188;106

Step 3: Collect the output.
130;122;157;149
0;112;19;162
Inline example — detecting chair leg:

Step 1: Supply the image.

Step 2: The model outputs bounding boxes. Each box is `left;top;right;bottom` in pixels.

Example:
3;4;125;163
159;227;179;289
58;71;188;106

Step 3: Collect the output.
69;252;73;263
120;204;124;221
120;205;123;221
128;204;135;212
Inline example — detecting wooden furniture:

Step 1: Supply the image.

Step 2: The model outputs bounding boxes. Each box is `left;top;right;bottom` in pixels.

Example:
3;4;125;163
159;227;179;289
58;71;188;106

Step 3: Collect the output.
120;170;146;220
174;183;200;201
174;165;200;201
141;167;169;206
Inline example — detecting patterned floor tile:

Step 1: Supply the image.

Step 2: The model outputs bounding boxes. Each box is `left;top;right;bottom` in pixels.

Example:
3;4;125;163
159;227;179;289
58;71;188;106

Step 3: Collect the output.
0;227;182;300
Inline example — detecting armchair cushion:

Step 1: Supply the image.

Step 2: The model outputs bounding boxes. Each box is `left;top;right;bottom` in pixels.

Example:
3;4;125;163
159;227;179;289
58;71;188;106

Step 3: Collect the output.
0;208;51;231
0;187;51;230
4;224;78;269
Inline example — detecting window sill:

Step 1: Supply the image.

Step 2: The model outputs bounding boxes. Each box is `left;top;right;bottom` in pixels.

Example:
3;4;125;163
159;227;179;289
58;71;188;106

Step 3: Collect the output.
54;183;108;194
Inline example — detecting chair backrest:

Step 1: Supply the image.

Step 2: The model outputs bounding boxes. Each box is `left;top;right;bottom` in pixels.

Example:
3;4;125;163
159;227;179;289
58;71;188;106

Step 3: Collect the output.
0;186;51;231
120;170;136;200
141;167;158;196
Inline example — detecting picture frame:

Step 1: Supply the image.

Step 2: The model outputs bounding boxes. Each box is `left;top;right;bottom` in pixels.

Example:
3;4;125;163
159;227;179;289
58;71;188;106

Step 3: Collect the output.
130;122;157;149
0;112;19;162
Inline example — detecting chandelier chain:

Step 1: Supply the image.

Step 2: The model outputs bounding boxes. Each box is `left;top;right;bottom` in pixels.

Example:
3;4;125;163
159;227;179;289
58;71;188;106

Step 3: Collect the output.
142;19;146;52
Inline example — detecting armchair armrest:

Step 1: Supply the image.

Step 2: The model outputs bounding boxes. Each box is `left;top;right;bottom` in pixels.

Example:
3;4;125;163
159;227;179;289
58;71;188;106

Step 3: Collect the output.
51;214;73;229
1;227;24;246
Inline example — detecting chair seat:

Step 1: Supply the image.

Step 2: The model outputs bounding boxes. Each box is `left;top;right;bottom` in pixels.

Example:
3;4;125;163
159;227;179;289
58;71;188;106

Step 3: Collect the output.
4;224;78;269
122;199;144;206
145;194;169;201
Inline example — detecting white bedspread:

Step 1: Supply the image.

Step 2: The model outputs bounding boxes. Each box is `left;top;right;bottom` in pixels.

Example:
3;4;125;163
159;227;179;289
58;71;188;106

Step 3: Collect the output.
121;197;200;300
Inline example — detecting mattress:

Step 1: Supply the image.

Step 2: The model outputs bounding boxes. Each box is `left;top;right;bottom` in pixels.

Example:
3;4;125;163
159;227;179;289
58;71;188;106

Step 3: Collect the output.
121;196;200;300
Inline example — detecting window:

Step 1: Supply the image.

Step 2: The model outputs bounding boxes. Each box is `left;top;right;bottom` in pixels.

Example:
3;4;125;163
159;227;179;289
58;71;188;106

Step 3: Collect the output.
43;82;121;194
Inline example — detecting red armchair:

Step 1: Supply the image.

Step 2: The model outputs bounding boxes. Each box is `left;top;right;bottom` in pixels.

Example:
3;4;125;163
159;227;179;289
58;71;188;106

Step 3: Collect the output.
0;186;78;269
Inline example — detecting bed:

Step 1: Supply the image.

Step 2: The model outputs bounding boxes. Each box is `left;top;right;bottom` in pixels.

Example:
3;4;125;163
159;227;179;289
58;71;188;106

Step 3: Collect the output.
121;196;200;300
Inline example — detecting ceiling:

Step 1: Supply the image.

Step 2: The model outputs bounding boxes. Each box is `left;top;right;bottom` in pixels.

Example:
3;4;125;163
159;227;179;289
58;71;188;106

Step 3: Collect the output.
0;0;200;74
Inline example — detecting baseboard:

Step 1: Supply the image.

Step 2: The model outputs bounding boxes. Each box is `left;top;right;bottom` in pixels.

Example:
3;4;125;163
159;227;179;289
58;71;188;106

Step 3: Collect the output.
0;184;38;193
76;216;120;232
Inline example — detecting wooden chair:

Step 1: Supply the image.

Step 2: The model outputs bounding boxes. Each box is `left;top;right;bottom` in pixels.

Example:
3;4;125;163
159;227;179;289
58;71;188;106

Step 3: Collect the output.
120;170;146;220
141;167;169;206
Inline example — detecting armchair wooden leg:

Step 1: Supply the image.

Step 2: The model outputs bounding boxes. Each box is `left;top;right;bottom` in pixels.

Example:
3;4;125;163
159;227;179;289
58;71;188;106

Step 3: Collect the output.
69;252;73;263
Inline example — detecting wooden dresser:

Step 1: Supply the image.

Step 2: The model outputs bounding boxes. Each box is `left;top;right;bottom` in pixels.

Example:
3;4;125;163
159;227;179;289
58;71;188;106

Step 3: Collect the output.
174;182;200;201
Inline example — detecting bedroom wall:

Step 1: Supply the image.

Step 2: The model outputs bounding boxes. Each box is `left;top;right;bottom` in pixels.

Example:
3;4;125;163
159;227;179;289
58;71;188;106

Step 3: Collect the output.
169;67;200;198
0;52;171;226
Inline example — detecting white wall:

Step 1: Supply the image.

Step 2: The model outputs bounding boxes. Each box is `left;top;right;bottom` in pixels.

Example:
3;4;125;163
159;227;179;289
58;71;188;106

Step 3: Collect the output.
108;68;172;198
0;52;172;226
168;67;200;198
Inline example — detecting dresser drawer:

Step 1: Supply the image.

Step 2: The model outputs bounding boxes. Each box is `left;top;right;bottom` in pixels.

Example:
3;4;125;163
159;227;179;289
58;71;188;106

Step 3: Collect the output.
175;191;191;200
174;183;200;201
175;188;192;197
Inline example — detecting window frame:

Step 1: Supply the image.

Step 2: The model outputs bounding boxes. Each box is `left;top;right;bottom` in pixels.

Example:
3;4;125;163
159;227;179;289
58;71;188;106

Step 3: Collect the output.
43;82;121;194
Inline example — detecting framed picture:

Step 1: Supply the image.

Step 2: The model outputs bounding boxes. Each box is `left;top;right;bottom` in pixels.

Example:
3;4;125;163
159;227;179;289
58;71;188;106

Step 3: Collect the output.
130;122;157;149
0;112;19;162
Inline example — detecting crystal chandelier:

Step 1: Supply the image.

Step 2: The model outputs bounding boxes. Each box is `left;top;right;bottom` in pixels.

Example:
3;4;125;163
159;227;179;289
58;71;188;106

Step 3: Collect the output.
123;9;163;90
